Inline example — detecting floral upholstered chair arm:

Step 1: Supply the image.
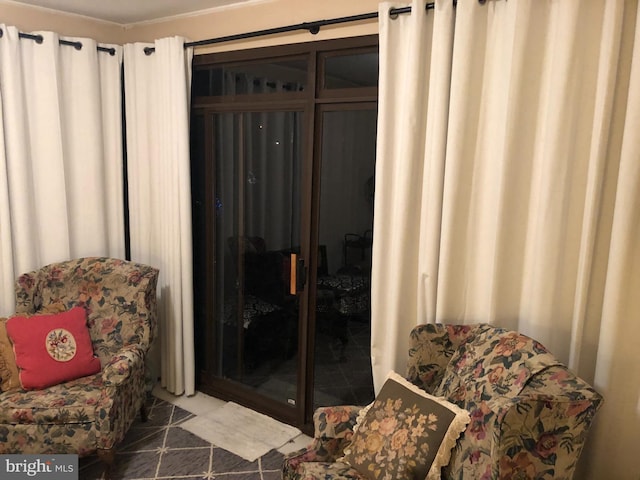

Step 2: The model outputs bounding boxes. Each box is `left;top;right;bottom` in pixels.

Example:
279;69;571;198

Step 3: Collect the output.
102;345;145;386
456;366;602;480
444;381;602;479
311;405;362;459
491;366;603;480
284;405;361;469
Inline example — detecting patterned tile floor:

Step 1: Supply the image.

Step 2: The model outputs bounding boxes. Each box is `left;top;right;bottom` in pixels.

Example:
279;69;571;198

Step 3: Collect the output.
79;396;286;480
77;319;373;479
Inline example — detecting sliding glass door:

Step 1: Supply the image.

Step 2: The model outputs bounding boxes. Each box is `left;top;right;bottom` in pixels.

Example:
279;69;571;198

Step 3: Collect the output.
312;106;377;410
191;36;378;431
212;109;303;407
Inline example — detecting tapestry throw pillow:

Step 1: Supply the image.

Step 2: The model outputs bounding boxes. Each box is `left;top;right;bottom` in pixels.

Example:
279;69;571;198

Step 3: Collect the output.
6;306;101;390
0;317;21;392
342;371;470;480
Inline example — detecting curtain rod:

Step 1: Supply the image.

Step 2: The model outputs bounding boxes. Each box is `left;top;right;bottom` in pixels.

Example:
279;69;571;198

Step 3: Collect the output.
1;0;465;57
144;3;436;55
0;29;117;55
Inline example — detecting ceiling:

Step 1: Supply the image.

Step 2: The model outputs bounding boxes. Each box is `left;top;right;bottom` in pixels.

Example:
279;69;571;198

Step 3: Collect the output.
7;0;256;25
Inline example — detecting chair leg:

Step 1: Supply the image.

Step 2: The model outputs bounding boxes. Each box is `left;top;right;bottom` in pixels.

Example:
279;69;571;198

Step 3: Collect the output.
97;448;115;480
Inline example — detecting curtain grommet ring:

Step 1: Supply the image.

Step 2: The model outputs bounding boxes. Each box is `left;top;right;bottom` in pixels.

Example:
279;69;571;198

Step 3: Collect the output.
389;7;400;20
479;0;488;4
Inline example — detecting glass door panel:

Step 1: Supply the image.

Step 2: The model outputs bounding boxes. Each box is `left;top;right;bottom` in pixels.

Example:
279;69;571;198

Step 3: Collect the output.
313;107;377;410
212;110;303;407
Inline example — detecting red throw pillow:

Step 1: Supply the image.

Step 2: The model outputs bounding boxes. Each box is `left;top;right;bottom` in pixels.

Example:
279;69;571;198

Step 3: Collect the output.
6;307;102;390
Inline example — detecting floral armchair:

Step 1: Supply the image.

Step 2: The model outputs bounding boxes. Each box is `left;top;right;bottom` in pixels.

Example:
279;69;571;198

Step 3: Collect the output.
283;323;603;480
0;257;158;475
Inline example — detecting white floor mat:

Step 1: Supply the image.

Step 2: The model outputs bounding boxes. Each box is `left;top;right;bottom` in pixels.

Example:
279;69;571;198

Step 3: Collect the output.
178;401;302;462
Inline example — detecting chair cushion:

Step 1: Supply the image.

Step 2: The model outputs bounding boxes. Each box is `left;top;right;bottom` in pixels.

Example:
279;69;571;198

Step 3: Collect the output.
224;295;280;329
0;373;103;425
317;274;370;315
6;307;102;390
342;371;470;480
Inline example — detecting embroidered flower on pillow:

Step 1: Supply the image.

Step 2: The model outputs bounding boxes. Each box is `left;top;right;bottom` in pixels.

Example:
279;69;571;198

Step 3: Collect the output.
348;397;438;478
46;328;77;361
342;371;470;480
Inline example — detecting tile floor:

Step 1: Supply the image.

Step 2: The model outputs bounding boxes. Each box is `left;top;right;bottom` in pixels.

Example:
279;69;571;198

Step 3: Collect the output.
78;318;373;479
79;395;307;480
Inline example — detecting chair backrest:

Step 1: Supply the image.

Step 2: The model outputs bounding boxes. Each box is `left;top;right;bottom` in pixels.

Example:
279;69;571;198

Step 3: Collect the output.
406;323;603;479
434;324;561;405
407;323;477;393
15;257;159;365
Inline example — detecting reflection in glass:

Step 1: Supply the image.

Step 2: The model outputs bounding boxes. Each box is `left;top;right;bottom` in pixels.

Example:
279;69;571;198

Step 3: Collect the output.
193;59;307;96
314;109;377;410
213;110;303;406
324;52;379;89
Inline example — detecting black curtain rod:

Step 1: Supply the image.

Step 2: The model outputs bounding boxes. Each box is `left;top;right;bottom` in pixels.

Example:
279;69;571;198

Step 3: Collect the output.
0;29;117;56
143;3;435;55
1;0;466;57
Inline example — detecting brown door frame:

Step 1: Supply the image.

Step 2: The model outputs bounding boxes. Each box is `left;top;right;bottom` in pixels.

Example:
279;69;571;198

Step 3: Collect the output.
191;34;378;432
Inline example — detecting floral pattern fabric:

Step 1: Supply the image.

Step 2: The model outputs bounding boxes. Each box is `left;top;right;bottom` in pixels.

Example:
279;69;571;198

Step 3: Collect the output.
14;257;158;365
1;257;158;458
406;324;476;394
283;405;362;480
346;398;436;478
287;460;367;479
341;372;469;480
0;318;21;392
283;324;603;480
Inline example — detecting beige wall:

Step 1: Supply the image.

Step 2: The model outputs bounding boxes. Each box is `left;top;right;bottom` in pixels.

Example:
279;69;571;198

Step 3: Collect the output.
1;0;383;51
123;0;382;54
0;1;123;44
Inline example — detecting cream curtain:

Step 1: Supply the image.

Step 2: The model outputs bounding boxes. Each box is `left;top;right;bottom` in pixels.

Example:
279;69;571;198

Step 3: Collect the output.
372;0;640;478
372;0;453;391
124;37;195;396
0;25;124;316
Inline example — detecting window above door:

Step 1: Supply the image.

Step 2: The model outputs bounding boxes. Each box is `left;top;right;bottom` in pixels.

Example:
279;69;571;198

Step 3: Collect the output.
192;35;378;105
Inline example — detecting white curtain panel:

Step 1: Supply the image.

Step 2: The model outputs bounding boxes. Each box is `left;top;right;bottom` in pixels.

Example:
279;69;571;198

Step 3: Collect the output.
586;5;640;477
0;25;124;316
373;0;640;477
372;0;454;392
124;37;195;396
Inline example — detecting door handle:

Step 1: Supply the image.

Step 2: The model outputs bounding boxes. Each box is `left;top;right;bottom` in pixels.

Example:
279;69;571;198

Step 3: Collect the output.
289;253;307;295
